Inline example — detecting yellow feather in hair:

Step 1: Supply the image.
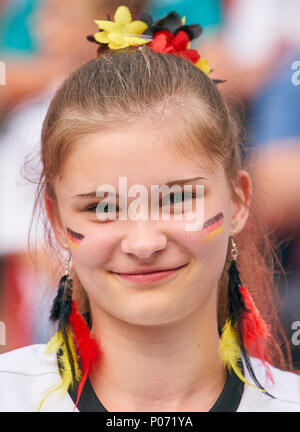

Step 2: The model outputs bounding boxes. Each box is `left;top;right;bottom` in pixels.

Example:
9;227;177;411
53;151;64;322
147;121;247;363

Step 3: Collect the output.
67;327;82;383
57;344;74;393
46;328;81;387
219;320;266;392
46;330;63;354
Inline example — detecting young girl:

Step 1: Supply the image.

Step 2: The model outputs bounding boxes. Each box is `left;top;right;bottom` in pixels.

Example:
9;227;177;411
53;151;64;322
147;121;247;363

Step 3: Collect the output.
0;5;299;412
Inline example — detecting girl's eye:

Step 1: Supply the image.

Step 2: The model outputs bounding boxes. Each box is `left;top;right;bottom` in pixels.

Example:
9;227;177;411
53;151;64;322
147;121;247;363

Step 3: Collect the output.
161;192;195;206
84;202;118;213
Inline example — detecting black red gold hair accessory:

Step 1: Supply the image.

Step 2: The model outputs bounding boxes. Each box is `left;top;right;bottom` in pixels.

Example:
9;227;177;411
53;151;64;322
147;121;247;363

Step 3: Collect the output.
87;5;225;83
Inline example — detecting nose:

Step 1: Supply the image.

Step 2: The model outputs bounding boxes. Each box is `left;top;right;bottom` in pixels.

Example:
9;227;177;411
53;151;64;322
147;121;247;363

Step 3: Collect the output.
121;220;167;259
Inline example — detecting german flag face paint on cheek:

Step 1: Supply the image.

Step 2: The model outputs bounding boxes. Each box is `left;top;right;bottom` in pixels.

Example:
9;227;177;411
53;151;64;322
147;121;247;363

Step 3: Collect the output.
202;212;225;243
67;228;85;250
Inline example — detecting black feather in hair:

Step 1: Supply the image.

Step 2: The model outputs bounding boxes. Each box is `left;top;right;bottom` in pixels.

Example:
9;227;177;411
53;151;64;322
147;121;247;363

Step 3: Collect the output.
50;274;77;388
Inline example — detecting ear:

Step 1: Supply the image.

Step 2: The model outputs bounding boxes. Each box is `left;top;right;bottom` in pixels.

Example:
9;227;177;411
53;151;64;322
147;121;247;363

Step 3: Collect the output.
44;194;68;250
230;169;252;236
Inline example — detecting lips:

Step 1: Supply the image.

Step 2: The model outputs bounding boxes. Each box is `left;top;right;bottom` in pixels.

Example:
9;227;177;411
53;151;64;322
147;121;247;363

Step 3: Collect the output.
111;263;188;284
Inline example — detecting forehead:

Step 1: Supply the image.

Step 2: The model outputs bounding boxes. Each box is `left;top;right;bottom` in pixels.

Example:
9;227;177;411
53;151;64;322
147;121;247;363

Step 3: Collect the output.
58;122;218;188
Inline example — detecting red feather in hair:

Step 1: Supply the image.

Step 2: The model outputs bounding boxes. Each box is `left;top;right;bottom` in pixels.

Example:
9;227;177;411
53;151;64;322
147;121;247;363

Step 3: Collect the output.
69;301;101;409
240;285;274;383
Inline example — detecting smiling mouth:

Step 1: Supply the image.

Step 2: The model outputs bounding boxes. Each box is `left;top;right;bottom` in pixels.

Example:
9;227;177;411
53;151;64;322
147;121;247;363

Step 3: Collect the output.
111;263;189;284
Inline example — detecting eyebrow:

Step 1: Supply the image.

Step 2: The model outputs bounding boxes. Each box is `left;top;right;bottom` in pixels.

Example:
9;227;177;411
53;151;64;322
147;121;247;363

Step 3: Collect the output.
72;177;206;198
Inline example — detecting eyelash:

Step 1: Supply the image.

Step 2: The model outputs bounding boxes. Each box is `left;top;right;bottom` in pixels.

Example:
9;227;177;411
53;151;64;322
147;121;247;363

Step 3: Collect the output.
84;192;197;213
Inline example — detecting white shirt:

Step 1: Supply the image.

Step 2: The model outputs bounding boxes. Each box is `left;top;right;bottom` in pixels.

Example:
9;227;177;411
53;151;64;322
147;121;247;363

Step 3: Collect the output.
0;344;300;412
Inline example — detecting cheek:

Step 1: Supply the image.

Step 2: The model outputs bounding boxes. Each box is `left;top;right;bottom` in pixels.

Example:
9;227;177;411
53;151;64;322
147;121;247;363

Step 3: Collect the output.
67;226;117;268
171;213;229;280
172;211;227;252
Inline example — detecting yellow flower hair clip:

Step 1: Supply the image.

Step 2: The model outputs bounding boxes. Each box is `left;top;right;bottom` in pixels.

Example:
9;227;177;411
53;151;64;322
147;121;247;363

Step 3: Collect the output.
93;5;150;50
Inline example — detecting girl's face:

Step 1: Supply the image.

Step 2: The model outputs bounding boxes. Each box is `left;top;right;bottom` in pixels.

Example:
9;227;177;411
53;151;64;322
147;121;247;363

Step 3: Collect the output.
49;122;251;326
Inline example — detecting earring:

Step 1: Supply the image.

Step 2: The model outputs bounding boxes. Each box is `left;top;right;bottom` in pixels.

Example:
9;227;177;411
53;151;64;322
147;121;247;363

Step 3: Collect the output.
47;251;81;392
50;250;73;325
229;236;272;361
44;250;101;411
219;234;274;391
226;235;249;327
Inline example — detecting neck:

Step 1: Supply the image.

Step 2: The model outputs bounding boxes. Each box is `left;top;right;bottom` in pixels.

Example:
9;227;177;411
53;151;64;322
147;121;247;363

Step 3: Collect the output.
88;301;226;412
